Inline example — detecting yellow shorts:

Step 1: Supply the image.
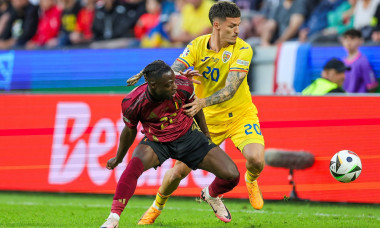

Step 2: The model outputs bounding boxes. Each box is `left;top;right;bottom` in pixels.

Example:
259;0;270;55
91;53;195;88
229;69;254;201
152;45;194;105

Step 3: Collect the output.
208;111;265;152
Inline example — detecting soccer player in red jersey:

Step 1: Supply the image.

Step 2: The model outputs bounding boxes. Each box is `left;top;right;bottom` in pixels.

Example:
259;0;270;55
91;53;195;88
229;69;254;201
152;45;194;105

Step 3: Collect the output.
100;60;240;228
139;2;265;225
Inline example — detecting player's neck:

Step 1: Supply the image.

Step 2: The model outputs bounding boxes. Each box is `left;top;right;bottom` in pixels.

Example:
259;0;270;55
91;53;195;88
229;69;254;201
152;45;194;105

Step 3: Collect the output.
347;50;359;59
209;33;228;52
147;87;164;102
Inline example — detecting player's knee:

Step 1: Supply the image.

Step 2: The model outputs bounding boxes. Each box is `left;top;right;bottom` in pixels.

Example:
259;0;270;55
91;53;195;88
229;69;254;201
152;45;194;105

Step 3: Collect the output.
227;168;240;188
246;152;265;172
225;163;240;180
168;169;188;182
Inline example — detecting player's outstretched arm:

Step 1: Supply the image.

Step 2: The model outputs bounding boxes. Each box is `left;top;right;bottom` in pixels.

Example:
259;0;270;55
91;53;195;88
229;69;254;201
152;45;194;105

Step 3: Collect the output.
106;125;137;170
183;71;247;117
171;60;201;84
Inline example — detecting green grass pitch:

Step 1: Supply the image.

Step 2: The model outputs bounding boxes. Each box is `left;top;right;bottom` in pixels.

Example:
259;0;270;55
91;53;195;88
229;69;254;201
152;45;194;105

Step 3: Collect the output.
1;191;379;227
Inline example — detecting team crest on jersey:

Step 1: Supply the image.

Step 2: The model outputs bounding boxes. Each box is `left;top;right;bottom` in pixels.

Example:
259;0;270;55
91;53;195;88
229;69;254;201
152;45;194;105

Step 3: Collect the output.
222;51;232;63
182;47;190;57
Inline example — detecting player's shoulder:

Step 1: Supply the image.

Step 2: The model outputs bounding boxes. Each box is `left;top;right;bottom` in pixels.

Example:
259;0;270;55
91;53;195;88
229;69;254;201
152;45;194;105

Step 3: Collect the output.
231;38;253;60
122;84;147;107
175;75;194;97
190;34;211;47
234;38;252;51
175;75;193;88
358;53;371;63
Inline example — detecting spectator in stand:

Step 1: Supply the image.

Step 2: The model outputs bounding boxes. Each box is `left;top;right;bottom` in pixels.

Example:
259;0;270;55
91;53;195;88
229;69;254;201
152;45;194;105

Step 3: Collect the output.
248;0;279;39
0;0;38;49
298;0;345;43
90;0;145;48
260;0;317;46
59;0;82;46
46;0;81;47
134;0;162;40
309;0;356;43
69;0;96;46
0;0;11;36
0;0;9;15
353;0;380;40
231;0;263;41
138;0;176;48
371;3;380;42
341;29;379;93
26;0;62;49
302;58;349;95
169;0;213;46
162;0;186;46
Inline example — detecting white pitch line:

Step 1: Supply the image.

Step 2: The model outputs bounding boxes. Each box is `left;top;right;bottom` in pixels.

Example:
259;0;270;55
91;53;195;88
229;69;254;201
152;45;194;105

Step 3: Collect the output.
4;201;380;221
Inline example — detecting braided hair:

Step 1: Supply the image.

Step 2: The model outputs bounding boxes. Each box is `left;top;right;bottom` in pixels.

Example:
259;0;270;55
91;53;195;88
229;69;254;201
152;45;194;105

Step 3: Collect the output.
126;60;172;86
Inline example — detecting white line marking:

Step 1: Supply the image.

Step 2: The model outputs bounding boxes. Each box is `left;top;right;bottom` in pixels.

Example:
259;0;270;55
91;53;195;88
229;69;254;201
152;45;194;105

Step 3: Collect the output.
3;201;380;220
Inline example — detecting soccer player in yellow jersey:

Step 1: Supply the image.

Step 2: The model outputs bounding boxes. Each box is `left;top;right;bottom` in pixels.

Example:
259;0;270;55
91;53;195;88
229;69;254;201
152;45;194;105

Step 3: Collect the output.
139;1;265;224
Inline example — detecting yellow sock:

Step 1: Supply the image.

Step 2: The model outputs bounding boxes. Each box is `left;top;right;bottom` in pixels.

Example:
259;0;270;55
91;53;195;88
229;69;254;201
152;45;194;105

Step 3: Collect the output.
245;170;260;183
153;192;170;210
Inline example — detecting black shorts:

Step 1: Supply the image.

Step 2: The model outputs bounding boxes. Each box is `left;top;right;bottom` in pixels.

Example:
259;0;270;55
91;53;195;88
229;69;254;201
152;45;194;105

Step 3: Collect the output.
139;122;217;170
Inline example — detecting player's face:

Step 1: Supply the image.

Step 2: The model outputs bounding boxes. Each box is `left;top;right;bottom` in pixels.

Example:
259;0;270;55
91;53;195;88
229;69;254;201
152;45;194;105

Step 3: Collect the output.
326;69;345;87
341;36;362;53
334;71;346;87
219;17;240;45
152;70;177;100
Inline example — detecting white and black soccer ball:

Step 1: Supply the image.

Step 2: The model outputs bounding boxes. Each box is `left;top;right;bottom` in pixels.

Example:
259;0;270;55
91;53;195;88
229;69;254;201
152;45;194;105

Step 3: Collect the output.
329;150;362;183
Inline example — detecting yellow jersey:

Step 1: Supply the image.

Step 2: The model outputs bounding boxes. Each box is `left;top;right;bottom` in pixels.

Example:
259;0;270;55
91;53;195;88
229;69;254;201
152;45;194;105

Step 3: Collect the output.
176;34;257;124
181;0;213;36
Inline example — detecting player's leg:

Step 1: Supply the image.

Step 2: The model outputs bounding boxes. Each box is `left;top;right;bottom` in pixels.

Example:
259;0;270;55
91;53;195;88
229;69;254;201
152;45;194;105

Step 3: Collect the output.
230;113;265;210
101;143;161;228
196;146;240;223
159;161;192;195
138;123;225;225
197;146;240;192
138;161;191;225
242;143;265;210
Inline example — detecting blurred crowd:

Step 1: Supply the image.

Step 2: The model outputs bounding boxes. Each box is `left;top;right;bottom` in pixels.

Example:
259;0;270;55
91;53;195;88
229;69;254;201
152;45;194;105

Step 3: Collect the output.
0;0;380;49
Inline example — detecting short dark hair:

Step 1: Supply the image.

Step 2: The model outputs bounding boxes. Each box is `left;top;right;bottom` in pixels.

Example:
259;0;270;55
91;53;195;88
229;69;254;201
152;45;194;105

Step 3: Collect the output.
342;29;362;38
323;58;351;73
126;60;172;86
209;1;241;24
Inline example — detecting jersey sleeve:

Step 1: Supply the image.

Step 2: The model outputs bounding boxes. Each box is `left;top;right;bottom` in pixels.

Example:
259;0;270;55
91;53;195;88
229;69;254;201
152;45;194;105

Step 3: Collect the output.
361;59;379;90
176;41;196;68
121;98;139;129
230;45;253;73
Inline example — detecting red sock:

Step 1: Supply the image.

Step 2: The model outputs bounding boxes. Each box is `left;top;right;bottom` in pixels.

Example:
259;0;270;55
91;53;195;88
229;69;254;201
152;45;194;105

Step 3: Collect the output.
111;157;144;216
208;174;240;198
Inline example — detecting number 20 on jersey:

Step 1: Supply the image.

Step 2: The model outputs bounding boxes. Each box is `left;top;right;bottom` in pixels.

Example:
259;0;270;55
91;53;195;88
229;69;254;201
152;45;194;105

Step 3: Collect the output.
202;67;220;82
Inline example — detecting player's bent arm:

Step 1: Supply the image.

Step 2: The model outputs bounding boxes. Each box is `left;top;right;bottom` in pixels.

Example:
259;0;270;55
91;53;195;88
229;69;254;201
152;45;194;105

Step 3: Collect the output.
171;59;188;74
111;125;137;166
204;71;246;107
276;14;304;44
193;109;210;139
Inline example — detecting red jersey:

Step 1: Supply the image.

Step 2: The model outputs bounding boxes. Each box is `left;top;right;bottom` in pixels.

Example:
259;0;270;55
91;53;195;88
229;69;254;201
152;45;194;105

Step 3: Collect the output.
75;8;94;40
122;75;195;142
32;6;62;45
134;12;160;39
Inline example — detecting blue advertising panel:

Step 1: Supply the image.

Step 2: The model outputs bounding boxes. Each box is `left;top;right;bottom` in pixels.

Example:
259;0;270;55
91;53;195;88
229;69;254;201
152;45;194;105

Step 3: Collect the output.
0;48;184;91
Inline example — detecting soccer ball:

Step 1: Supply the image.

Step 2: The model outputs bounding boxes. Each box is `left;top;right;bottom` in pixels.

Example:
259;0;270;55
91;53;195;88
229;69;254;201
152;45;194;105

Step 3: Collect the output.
329;150;362;183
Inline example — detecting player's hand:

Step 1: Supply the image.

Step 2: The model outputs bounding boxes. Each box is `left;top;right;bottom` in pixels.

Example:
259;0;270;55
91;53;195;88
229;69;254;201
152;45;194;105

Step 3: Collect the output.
183;98;206;117
179;69;201;84
106;157;120;170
